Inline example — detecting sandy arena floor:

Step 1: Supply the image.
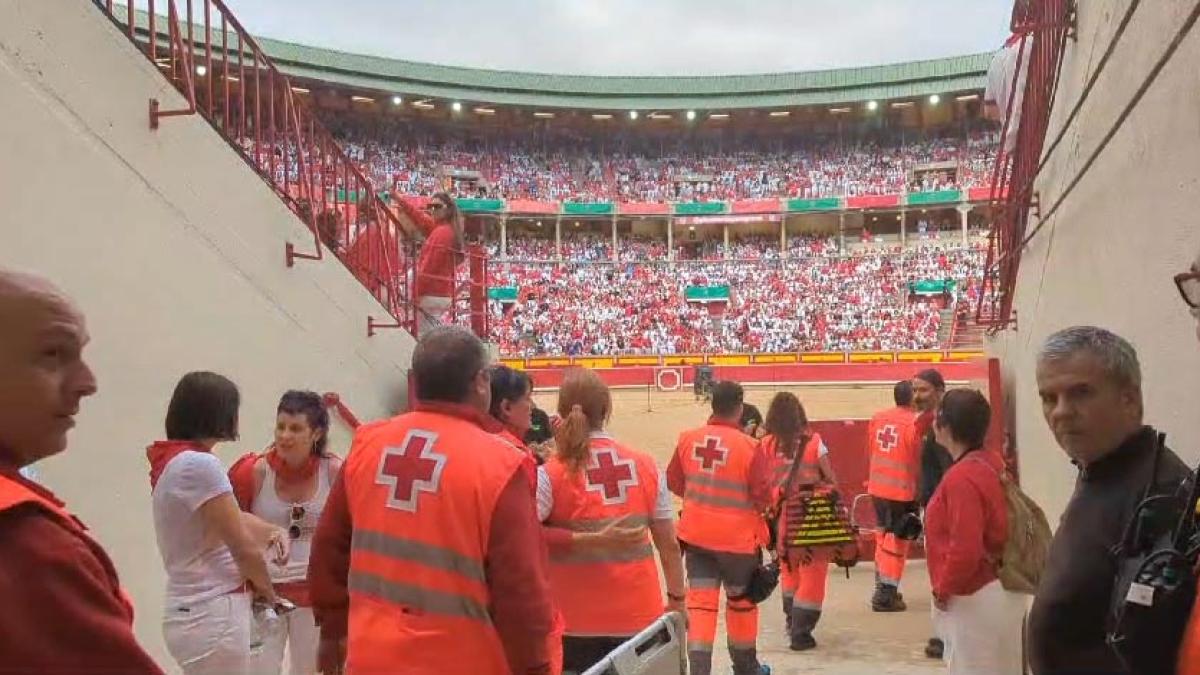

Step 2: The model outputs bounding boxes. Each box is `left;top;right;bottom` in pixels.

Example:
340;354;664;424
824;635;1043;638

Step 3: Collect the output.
534;384;947;674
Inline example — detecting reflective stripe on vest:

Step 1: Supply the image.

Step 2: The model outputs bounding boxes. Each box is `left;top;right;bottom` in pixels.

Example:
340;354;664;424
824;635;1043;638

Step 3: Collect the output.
866;407;920;501
352;528;486;584
675;425;762;554
544;437;663;635
348;568;490;622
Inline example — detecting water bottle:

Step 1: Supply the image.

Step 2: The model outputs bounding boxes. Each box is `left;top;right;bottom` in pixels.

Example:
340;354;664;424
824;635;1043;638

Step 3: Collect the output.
249;601;280;656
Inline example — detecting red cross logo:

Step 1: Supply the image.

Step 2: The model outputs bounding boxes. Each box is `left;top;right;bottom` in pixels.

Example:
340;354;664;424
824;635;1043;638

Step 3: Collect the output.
692;436;728;472
585;449;639;505
876;425;899;454
376;430;447;512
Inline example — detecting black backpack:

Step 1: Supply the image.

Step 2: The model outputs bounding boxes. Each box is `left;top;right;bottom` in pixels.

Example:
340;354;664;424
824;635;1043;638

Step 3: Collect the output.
1106;433;1199;674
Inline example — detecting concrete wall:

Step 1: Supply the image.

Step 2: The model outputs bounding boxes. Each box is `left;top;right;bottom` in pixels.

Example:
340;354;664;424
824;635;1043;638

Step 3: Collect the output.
0;0;415;666
988;0;1200;522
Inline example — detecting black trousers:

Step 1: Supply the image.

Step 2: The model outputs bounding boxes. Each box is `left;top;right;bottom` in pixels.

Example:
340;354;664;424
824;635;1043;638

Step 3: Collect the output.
562;635;628;674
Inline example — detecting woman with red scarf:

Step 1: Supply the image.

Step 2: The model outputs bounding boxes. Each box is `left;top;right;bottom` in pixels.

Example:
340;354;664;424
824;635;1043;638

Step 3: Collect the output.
148;371;288;675
395;191;464;336
228;390;342;675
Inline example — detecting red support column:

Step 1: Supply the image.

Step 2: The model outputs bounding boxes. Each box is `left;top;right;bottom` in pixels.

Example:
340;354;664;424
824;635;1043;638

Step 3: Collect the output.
468;244;487;339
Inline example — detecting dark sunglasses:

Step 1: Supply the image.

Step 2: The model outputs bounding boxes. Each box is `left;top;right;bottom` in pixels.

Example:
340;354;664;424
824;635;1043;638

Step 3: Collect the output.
288;505;306;540
1175;270;1200;309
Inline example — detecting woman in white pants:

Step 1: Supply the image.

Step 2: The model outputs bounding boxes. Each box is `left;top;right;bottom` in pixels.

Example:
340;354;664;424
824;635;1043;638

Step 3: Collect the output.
149;371;288;675
229;390;342;675
925;389;1025;674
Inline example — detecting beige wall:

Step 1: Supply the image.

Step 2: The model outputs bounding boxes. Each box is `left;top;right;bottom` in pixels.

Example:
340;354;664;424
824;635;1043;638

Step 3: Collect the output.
988;0;1200;522
0;0;415;666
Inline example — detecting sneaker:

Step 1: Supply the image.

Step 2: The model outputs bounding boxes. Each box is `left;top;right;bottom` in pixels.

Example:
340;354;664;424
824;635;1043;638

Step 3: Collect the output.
925;637;944;659
789;633;817;651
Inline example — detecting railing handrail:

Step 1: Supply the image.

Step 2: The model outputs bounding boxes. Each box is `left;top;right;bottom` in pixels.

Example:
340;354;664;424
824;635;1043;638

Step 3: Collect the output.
99;0;417;332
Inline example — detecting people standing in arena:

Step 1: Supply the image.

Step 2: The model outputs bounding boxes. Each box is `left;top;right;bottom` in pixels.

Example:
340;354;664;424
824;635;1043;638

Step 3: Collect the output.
309;327;553;675
741;401;765;439
0;270;161;672
865;380;921;612
396;192;464;336
669;380;774;675
1026;326;1191;673
538;367;686;673
925;389;1024;674
761;392;839;651
912;368;950;658
226;390;342;675
148;371;287;675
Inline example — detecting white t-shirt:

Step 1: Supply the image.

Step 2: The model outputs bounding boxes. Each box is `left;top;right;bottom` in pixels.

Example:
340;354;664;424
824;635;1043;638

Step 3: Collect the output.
152;451;243;605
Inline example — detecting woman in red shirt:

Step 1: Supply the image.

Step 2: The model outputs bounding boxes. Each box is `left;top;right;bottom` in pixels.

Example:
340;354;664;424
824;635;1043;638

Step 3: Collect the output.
925;388;1024;674
396;192;463;335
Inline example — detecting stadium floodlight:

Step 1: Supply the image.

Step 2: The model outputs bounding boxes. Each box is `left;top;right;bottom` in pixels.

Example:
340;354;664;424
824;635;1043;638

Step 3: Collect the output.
629;110;639;120
929;94;941;105
829;107;851;114
709;113;730;119
866;100;879;111
649;113;672;120
956;93;980;102
391;95;403;105
686;110;696;121
592;113;613;120
452;102;463;112
534;112;555;118
536;221;543;228
195;64;207;76
769;111;790;117
474;107;495;115
291;86;310;94
891;101;914;109
351;95;374;103
574;222;580;227
412;100;435;109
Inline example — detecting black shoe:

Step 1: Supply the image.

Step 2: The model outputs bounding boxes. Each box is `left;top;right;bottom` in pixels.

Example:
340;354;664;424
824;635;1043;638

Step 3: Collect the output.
925;637;944;659
789;633;817;651
871;585;907;612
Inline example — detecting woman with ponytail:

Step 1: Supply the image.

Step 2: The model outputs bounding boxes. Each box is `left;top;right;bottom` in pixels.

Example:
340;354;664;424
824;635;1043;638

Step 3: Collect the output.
538;368;687;674
760;392;839;652
227;390;342;675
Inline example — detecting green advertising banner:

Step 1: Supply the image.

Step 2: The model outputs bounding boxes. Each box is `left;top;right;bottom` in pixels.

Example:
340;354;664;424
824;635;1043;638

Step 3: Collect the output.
908;280;957;295
488;286;519;302
455;198;505;213
685;285;731;302
674;202;727;216
906;190;962;206
786;197;842;212
562;202;615;216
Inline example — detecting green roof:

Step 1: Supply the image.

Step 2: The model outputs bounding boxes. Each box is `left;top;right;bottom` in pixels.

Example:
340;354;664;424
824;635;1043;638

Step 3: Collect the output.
119;7;989;110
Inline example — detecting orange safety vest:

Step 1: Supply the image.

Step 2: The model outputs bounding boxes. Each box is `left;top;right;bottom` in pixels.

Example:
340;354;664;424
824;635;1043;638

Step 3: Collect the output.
1179;579;1200;674
543;434;663;636
761;433;827;494
674;421;763;554
340;411;525;675
865;406;920;502
0;473;137;619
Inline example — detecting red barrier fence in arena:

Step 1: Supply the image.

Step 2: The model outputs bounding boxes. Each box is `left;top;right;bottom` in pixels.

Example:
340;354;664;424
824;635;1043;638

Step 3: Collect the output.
95;0;417;334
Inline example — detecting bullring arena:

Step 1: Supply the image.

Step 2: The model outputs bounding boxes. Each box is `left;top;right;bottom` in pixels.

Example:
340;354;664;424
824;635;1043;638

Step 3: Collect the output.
3;0;1200;673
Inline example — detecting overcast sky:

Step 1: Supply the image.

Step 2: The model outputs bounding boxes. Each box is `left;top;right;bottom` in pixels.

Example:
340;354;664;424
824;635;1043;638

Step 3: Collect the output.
203;0;1012;76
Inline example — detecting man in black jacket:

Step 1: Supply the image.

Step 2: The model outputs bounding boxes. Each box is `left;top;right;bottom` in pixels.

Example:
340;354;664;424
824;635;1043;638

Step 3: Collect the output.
1027;326;1192;674
911;368;951;657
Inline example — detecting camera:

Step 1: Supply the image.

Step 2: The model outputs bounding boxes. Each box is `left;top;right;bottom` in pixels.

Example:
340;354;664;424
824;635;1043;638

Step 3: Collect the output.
896;511;924;541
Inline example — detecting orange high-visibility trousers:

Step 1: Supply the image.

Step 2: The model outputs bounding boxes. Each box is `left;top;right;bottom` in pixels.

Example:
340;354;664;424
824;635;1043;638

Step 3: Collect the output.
684;546;765;675
875;532;910;587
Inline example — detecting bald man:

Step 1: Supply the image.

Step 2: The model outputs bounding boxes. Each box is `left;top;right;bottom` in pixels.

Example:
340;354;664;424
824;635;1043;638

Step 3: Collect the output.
0;270;162;672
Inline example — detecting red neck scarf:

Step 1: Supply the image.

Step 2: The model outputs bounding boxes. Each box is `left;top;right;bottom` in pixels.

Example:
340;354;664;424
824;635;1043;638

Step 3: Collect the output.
147;440;206;491
265;446;320;483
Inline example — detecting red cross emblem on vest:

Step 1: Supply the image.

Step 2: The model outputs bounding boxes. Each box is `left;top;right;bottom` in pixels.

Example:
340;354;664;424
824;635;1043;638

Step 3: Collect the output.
585;448;639;505
876;425;899;453
692;435;728;472
376;430;447;512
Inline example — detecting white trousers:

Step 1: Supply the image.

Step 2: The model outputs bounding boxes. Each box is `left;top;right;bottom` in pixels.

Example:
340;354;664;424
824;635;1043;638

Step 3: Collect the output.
163;592;252;675
248;606;320;675
934;579;1026;675
417;295;452;336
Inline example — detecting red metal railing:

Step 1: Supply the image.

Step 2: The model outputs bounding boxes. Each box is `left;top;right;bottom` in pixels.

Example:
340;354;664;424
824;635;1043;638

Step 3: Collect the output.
978;0;1074;328
96;0;416;334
